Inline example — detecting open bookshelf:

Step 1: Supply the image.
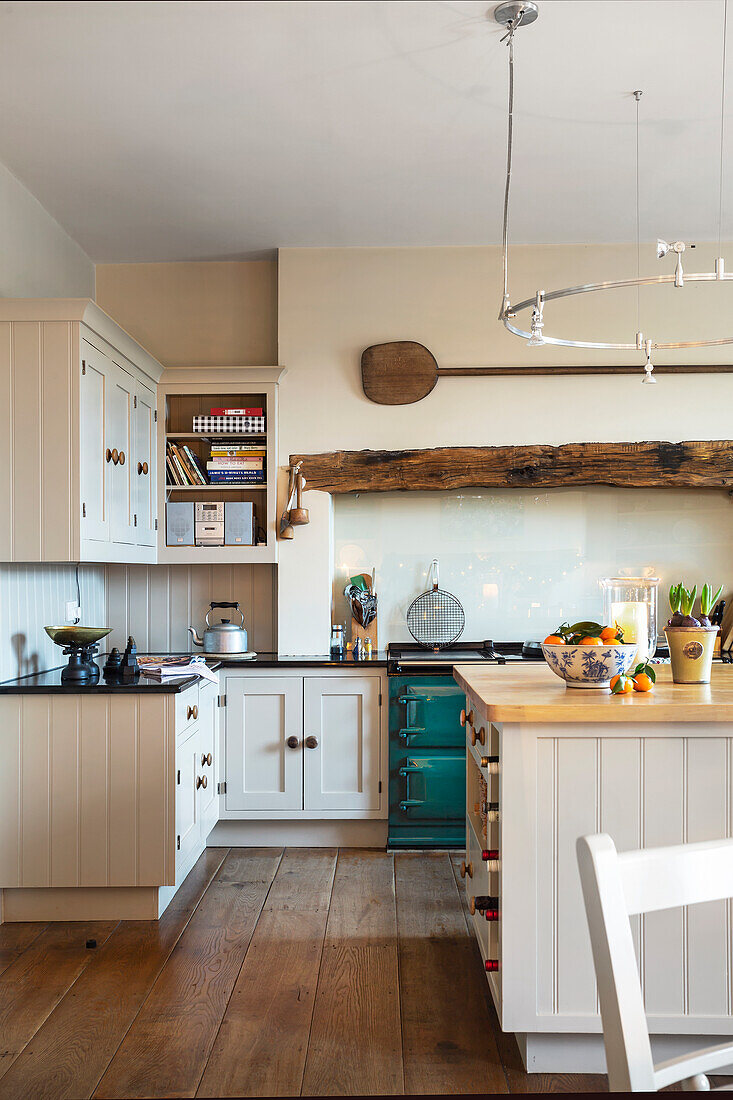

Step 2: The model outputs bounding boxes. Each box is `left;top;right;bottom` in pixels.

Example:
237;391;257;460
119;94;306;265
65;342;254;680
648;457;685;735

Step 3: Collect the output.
157;368;284;564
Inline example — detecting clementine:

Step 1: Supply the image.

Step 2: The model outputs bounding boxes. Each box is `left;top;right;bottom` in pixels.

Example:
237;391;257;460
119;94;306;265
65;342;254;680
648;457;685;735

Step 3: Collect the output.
543;635;565;645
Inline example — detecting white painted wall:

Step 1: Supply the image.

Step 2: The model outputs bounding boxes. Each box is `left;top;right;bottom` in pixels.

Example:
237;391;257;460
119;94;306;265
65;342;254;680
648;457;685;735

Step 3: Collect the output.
0;160;93;298
0;159;96;679
277;245;733;653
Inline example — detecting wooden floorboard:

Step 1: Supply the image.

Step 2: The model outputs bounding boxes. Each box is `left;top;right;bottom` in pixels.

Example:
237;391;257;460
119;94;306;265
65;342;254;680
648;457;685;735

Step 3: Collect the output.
449;854;609;1094
0;922;47;979
0;847;229;1100
301;850;404;1096
197;849;337;1098
0;847;643;1096
396;852;508;1095
93;848;282;1100
0;920;119;1083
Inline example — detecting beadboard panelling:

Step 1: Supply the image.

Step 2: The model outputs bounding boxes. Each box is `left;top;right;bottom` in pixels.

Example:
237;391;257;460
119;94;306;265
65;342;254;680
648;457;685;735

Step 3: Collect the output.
0;694;173;889
104;564;277;653
537;733;733;1023
0;563;106;682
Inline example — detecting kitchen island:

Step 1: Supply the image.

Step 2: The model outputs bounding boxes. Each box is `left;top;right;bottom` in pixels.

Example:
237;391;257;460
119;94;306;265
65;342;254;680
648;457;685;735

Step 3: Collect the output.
454;662;733;1075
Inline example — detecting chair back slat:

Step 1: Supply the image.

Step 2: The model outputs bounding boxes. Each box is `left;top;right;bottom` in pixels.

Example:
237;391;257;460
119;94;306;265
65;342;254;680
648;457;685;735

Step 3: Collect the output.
577;833;733;1092
619;839;733;915
577;834;656;1091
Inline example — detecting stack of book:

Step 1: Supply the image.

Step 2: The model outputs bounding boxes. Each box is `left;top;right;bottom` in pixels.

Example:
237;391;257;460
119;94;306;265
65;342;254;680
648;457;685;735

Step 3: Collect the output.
166;442;207;485
193;406;265;434
207;442;266;484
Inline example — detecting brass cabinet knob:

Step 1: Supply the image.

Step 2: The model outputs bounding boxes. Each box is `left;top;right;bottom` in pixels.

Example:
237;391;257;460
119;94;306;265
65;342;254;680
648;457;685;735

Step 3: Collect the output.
286;736;300;749
137;461;149;475
305;735;318;749
187;703;198;721
118;450;125;466
459;860;474;880
192;704;198;720
201;752;212;766
196;774;207;790
460;708;475;729
111;448;119;465
469;896;477;915
471;726;486;747
106;448;112;464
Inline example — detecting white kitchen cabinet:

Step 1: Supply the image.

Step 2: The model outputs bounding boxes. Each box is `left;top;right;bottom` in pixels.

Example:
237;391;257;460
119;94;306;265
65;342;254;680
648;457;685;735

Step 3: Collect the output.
221;670;385;819
0;299;162;563
303;675;381;812
133;381;157;547
0;675;218;922
225;675;304;811
176;720;200;876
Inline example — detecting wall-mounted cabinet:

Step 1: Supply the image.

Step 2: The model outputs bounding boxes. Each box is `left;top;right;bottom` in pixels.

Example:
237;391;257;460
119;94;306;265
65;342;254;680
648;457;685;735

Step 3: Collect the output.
157;367;284;564
0;299;163;564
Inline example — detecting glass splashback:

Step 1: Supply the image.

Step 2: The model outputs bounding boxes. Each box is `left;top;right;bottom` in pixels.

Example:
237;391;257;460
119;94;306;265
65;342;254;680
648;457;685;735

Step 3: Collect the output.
333;486;733;646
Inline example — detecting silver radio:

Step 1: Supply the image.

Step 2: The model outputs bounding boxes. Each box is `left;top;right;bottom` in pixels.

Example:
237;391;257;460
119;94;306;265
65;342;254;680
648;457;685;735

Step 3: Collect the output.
194;501;224;546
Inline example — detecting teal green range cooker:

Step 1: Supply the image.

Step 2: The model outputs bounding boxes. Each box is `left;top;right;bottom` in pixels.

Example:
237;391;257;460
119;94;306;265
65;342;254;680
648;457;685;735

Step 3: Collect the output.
387;640;543;848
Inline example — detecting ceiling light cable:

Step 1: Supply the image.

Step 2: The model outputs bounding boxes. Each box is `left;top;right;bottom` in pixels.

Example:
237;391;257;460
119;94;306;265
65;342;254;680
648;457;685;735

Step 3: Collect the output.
492;0;733;379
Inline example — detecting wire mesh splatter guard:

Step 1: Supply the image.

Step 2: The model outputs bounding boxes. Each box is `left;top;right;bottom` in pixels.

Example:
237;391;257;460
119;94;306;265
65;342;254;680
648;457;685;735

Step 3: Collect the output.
406;560;465;649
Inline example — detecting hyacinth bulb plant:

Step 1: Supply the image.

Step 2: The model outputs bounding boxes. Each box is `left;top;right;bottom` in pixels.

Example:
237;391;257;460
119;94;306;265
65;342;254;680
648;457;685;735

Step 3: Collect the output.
665;581;722;684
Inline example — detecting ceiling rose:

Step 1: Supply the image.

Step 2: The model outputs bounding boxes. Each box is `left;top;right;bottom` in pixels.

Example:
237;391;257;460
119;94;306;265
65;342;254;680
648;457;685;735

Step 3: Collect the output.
495;0;732;383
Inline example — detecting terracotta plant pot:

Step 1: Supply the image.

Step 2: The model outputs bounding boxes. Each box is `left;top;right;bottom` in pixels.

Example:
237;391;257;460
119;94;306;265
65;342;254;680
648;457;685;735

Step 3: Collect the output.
664;626;719;684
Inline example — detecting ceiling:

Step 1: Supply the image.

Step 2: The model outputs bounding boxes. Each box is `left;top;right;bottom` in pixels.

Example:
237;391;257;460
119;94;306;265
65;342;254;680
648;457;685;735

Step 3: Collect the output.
0;0;729;262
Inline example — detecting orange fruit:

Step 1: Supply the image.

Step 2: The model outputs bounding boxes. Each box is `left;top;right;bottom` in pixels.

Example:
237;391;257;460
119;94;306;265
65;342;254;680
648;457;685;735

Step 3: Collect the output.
632;673;654;692
610;674;634;694
543;634;565;645
600;626;621;643
578;636;603;646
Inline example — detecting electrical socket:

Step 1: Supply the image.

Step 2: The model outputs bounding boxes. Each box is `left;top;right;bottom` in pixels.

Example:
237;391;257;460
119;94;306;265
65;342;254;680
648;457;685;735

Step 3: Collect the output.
65;601;80;623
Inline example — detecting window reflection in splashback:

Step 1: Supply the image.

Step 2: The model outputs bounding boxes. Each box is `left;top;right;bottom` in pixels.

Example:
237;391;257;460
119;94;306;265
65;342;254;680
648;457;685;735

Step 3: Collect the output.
333;487;733;646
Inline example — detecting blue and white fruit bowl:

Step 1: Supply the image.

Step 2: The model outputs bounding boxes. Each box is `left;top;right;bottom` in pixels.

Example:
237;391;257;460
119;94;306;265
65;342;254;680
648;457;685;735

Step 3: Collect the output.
541;642;638;689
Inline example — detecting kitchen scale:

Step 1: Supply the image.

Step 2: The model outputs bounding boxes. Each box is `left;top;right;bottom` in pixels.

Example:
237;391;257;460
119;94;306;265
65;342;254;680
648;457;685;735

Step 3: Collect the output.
44;626;112;684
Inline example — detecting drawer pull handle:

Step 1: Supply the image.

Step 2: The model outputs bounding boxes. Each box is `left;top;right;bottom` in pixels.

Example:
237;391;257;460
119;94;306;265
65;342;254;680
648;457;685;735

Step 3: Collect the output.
459;860;474;880
196;775;207;790
106;448;112;463
111;448;119;465
187;704;199;721
201;752;212;766
471;726;486;747
305;735;318;749
460;708;475;728
137;461;149;475
118;450;125;466
286;736;300;749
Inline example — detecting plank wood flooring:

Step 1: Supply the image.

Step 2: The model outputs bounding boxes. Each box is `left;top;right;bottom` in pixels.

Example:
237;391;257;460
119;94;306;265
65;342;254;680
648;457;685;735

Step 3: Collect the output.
0;846;619;1097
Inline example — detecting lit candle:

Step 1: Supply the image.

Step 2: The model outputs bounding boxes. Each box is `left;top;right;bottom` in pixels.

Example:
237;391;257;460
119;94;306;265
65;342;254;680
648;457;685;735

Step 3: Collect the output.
611;601;649;664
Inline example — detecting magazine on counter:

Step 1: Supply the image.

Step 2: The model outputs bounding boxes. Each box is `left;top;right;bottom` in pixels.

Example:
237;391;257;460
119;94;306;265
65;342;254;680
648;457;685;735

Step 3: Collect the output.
137;654;219;685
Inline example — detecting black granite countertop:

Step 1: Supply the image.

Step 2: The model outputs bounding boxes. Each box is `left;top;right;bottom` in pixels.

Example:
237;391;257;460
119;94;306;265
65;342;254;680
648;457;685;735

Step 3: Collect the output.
0;652;386;693
0;658;221;694
216;651;387;669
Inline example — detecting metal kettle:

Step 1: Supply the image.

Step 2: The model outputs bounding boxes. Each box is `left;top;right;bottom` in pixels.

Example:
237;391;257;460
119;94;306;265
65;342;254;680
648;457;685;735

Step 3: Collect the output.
189;602;248;654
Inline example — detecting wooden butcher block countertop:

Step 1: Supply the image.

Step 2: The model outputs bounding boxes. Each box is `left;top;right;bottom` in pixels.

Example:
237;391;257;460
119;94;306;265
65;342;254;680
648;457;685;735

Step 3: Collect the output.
453;662;733;723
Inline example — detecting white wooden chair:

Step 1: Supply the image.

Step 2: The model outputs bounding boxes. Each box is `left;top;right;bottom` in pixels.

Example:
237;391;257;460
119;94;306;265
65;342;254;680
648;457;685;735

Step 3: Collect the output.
577;833;733;1092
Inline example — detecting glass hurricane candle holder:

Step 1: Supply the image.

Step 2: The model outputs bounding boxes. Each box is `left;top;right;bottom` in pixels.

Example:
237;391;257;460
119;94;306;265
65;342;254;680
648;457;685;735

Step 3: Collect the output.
600;577;659;664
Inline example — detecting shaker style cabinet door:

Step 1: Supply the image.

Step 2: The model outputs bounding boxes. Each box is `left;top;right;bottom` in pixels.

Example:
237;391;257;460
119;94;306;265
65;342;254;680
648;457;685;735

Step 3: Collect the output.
303;675;381;812
79;340;110;544
133;381;156;546
224;676;303;811
176;721;199;874
107;361;135;546
197;683;218;837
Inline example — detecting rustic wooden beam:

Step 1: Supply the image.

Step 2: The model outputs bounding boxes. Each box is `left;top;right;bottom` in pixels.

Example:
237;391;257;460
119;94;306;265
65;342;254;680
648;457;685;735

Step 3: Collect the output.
290;441;733;494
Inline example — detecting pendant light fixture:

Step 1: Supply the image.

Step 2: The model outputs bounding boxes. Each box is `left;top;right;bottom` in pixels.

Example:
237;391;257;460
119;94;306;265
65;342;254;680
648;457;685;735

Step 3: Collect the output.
495;0;731;382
